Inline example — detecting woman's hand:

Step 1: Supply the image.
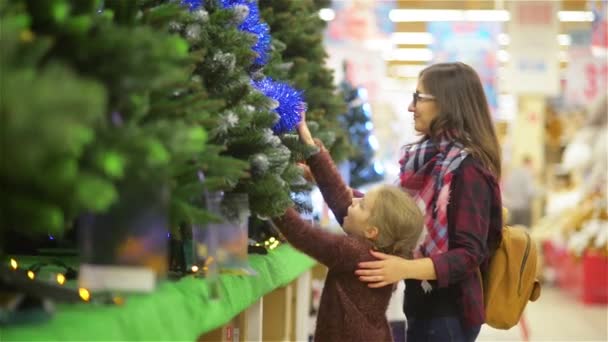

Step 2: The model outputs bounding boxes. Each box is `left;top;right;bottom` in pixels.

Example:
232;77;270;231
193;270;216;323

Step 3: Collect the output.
297;111;315;146
355;250;409;288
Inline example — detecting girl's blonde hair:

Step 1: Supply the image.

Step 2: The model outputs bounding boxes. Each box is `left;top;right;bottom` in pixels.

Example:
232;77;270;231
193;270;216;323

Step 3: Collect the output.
367;185;424;259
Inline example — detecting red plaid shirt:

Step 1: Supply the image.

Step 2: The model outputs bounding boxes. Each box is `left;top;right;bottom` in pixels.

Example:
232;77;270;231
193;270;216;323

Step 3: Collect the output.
405;156;503;328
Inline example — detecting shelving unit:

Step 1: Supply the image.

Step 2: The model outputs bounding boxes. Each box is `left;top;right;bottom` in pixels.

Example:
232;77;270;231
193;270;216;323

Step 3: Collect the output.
3;245;316;342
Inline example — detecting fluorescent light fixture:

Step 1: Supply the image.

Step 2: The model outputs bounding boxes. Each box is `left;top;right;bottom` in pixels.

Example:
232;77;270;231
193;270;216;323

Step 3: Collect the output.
497;66;508;79
389;9;509;22
558;11;594;22
499;50;569;63
383;48;433;62
464;10;510;22
558;34;571;46
498;33;510;46
389;9;593;23
363;39;393;51
391;32;434;45
497;94;516;122
319;8;335;21
498;50;510;63
499;34;570;46
389;9;462;22
392;65;426;78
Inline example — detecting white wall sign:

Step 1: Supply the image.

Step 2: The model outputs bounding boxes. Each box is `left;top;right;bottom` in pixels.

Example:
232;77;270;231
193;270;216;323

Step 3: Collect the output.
564;30;608;107
507;1;561;95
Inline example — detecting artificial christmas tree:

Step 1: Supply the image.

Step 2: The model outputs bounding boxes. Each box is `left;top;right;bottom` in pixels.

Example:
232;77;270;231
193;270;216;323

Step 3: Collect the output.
0;0;241;287
340;79;385;188
1;0;348;276
166;0;310;219
259;0;350;162
0;1;109;251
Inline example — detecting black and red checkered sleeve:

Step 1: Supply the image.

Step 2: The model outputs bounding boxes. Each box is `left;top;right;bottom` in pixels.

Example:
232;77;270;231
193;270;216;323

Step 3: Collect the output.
429;161;493;288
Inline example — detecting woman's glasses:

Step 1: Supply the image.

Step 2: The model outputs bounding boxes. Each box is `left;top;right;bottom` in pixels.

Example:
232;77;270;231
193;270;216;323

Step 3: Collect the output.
412;91;436;106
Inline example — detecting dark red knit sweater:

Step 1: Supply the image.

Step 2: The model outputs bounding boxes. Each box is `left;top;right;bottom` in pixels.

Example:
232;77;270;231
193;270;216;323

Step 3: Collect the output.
273;149;393;342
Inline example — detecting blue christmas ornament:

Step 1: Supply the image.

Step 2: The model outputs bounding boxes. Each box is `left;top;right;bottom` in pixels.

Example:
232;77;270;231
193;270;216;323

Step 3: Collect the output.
181;0;204;11
252;78;306;134
220;0;271;66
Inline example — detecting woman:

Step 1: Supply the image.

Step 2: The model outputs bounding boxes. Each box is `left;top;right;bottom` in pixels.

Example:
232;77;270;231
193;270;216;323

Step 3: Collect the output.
355;62;503;342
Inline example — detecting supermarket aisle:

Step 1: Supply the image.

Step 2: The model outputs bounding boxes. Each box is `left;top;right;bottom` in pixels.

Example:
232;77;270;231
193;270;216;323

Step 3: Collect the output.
478;286;607;341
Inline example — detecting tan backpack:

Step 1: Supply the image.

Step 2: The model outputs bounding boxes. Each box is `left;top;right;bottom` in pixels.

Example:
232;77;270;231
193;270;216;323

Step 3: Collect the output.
481;210;542;329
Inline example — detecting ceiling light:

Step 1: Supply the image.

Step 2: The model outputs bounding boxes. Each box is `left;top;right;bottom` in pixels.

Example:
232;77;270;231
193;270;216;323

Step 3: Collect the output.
464;10;510;22
558;11;594;22
391;65;427;78
558;34;571;46
498;33;510;46
363;39;393;51
389;9;509;22
319;8;335;21
389;9;462;22
498;50;510;63
391;32;434;45
499;34;570;46
383;48;433;62
389;9;594;23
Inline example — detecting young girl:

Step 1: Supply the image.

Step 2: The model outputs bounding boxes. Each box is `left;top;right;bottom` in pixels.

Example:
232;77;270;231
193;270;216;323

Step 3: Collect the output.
272;138;423;342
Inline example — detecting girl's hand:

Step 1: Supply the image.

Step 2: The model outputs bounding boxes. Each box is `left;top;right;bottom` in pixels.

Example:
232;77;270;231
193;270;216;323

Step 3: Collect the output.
355;250;409;288
297;111;315;146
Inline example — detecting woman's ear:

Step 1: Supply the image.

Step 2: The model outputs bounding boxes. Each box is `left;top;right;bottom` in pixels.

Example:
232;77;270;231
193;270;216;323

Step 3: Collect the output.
364;226;379;240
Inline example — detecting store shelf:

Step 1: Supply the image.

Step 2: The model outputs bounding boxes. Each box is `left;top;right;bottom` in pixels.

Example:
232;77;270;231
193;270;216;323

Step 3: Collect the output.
2;245;315;341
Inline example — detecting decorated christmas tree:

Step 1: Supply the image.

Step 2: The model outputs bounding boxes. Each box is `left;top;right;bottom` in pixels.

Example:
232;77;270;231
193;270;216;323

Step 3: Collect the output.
0;0;244;255
158;0;313;219
1;0;348;259
340;80;385;188
259;0;350;162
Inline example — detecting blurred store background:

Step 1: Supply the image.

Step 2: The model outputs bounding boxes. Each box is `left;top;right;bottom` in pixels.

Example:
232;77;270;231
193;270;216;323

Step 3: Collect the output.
316;0;607;341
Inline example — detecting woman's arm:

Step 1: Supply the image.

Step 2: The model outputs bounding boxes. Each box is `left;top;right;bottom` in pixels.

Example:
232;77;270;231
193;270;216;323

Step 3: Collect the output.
356;163;495;288
428;164;492;288
356;252;436;288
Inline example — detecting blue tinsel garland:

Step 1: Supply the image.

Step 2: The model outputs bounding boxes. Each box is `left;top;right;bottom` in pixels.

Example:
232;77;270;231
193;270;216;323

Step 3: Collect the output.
252;78;306;134
220;0;271;66
181;0;203;11
180;0;305;135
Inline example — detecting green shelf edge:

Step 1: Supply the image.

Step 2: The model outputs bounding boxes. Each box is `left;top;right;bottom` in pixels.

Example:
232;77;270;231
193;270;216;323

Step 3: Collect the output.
1;244;315;341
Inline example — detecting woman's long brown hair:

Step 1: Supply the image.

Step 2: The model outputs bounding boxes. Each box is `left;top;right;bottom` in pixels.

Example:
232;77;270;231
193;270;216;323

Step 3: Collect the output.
419;62;502;178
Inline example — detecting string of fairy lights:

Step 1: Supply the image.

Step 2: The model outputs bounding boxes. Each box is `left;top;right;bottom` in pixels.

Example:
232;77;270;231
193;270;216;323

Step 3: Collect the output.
8;257;91;302
6;236;281;301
